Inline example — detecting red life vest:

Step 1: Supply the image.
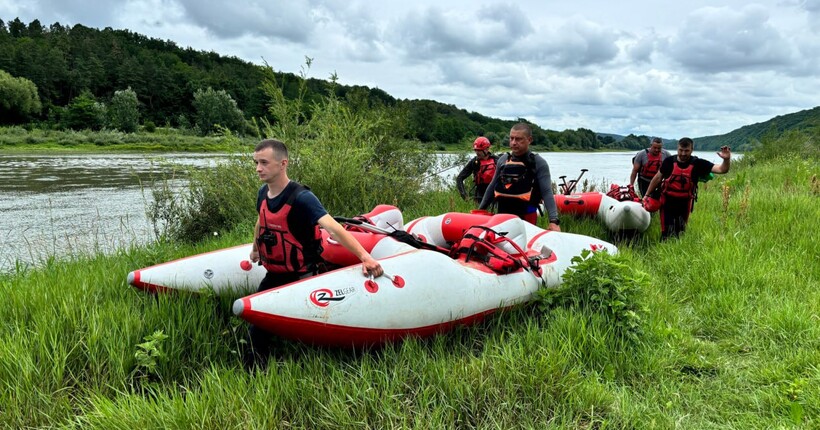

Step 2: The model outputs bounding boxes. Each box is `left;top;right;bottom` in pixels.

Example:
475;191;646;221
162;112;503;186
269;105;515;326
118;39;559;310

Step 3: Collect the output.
662;161;696;199
474;156;496;185
639;150;663;179
257;183;323;273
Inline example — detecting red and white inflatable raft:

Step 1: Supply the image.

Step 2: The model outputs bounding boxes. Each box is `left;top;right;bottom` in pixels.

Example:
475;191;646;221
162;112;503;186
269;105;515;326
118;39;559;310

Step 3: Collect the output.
127;205;406;294
232;211;616;347
554;185;651;233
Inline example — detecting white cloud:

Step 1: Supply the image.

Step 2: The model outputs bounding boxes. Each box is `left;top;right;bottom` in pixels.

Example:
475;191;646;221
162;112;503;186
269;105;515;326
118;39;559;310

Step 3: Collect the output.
505;18;620;69
668;5;795;73
392;4;533;60
176;0;317;42
2;0;818;137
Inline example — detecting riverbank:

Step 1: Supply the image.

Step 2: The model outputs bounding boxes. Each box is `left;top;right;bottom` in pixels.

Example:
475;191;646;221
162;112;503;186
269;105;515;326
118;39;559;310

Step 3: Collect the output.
0;126;256;153
0;126;641;154
1;154;817;428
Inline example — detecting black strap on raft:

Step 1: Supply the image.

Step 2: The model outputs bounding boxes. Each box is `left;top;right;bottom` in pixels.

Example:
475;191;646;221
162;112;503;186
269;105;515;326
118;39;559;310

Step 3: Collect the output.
451;225;542;276
333;216;451;255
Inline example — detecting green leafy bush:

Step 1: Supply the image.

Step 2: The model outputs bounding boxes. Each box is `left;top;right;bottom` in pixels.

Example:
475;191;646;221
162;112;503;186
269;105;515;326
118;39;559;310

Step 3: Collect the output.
748;127;819;163
63;90;106;131
145;140;257;242
108;87;139;133
192;87;245;136
537;249;649;341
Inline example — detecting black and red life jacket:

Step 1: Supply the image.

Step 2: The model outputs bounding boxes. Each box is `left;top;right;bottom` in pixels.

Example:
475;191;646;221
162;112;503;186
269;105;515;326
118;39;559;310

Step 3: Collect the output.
257;182;323;274
494;153;539;203
662;160;696;199
639;149;663;179
474;156;497;185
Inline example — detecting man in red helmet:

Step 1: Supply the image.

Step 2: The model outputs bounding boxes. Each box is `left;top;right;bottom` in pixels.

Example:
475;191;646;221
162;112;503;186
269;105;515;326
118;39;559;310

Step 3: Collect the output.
456;136;499;205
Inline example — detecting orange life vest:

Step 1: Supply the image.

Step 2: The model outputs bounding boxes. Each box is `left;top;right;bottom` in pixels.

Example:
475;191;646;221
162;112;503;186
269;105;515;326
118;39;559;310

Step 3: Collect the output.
257;183;323;273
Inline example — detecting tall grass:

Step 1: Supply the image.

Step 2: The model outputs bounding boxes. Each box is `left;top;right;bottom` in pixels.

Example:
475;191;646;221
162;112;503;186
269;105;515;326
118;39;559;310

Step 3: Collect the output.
2;146;818;428
4;101;819;429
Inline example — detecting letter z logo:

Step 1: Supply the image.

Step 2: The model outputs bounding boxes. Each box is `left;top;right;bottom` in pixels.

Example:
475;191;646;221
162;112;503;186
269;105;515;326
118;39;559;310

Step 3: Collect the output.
310;288;345;307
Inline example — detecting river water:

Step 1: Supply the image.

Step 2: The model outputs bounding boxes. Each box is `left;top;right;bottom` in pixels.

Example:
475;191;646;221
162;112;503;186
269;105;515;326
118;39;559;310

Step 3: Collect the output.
0;150;737;273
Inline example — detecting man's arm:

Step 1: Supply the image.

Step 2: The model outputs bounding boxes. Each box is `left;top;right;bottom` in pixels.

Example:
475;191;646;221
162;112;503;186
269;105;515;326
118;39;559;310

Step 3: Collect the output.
711;146;731;174
534;156;560;231
630;160;641;185
250;218;261;262
455;158;475;200
318;214;383;277
644;170;663;198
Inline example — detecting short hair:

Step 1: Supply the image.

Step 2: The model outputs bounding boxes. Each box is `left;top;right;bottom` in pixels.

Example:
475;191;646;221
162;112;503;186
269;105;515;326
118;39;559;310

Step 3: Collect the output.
511;123;533;139
677;137;694;149
651;137;662;144
255;139;289;160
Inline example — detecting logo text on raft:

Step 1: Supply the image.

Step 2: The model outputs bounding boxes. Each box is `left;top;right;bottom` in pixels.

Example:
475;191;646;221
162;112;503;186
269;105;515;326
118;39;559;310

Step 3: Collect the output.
310;287;355;307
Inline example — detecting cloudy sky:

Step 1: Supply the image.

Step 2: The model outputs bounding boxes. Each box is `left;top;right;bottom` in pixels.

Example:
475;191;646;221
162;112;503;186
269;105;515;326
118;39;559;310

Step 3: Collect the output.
3;0;819;138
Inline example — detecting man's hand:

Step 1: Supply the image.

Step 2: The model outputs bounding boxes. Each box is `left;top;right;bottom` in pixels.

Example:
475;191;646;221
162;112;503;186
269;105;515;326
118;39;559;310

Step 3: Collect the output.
361;255;383;277
717;145;731;160
249;249;259;263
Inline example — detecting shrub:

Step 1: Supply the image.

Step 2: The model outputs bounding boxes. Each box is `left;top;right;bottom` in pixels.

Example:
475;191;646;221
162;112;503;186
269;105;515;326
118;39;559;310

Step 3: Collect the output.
143;120;156;133
537;249;649;341
108;87;139;133
748;128;819;163
62;90;106;131
144;139;257;242
192;87;245;136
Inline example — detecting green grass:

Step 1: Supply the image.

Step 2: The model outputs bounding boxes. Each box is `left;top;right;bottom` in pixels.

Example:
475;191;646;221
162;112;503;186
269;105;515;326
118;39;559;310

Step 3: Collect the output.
1;156;818;429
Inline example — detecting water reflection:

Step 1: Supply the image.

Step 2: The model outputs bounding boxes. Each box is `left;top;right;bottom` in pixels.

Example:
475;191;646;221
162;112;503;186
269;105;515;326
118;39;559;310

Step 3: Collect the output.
0;153;224;273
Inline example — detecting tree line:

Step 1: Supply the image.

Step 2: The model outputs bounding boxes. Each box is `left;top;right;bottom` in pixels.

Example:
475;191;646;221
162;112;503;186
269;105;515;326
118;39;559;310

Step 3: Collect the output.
0;17;654;150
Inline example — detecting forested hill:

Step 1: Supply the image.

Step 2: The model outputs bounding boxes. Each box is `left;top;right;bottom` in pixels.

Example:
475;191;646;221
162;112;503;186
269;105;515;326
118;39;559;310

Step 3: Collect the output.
695;106;820;151
1;17;651;150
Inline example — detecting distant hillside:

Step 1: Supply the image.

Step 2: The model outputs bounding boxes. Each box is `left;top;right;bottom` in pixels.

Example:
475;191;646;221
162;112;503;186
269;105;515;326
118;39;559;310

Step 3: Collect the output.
0;17;677;151
695;106;820;151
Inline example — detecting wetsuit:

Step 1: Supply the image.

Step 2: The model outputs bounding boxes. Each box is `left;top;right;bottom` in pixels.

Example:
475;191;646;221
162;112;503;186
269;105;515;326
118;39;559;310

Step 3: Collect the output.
478;151;559;225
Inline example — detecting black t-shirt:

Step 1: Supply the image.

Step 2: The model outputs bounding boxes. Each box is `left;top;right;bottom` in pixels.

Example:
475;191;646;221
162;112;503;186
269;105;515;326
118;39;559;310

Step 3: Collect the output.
659;156;714;204
256;182;328;263
659;156;714;182
256;182;328;224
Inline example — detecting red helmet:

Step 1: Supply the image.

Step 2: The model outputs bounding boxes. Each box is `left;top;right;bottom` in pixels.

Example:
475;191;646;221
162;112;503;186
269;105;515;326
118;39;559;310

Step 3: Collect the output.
473;137;491;151
643;196;661;213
